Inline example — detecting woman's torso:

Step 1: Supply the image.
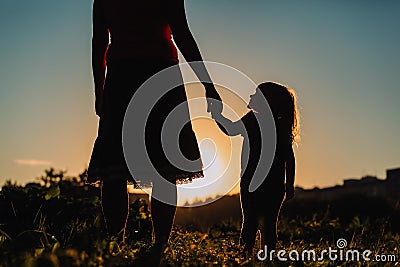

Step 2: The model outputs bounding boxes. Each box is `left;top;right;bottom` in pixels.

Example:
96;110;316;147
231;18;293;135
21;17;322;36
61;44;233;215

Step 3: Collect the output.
100;0;178;63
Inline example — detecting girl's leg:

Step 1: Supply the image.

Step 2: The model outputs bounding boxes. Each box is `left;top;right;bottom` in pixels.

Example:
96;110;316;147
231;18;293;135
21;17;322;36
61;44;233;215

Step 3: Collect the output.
101;179;129;242
261;192;284;250
240;188;258;251
150;179;177;252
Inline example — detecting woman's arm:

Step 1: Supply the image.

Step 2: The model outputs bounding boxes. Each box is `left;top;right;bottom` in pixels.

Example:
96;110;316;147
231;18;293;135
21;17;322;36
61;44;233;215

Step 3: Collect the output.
92;0;109;117
285;145;295;200
165;0;222;114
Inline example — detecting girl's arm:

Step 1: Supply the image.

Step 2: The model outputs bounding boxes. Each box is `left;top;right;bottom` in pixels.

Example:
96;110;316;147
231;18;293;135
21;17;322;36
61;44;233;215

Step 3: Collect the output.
165;0;222;114
92;0;109;117
213;113;247;137
285;145;295;200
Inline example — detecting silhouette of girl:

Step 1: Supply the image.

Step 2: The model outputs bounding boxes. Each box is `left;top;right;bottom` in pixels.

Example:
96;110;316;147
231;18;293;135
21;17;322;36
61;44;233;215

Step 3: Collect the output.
86;0;221;261
212;82;299;252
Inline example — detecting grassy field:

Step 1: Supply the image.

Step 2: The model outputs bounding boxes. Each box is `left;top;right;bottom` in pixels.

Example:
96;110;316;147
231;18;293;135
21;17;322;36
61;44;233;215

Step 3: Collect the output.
0;169;399;266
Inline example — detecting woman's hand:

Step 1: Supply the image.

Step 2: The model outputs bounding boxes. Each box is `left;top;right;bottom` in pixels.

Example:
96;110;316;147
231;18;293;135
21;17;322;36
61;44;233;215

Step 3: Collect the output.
285;184;295;201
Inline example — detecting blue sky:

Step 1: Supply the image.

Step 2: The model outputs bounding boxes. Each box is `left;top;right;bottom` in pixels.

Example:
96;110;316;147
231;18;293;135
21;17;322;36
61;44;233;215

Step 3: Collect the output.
1;0;399;193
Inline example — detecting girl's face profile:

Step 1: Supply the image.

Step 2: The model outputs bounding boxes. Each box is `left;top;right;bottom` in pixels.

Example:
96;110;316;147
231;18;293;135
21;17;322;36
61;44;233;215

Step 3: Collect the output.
248;90;276;118
248;90;264;111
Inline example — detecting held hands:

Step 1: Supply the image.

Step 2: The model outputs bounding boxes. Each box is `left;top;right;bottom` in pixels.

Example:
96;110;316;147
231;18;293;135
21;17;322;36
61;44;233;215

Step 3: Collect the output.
204;83;223;117
205;84;234;136
285;184;295;201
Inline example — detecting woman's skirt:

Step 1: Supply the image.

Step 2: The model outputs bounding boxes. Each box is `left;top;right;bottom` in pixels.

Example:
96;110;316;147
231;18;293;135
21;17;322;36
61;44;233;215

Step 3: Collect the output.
86;59;204;186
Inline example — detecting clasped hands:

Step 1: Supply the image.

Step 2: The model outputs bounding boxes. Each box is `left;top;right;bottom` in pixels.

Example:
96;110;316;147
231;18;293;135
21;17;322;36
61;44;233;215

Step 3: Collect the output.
204;83;223;118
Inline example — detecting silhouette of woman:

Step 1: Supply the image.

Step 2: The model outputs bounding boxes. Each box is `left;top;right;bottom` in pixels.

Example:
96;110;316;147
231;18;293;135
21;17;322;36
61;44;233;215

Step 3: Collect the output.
212;82;299;252
86;0;221;260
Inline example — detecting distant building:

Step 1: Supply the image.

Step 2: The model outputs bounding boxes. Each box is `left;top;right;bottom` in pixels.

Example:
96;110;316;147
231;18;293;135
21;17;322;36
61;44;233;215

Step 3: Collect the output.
386;168;400;202
387;168;400;182
296;167;400;204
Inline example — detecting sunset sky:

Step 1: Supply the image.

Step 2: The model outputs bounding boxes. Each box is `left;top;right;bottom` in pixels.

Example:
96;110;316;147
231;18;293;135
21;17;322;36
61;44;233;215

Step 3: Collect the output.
1;0;399;203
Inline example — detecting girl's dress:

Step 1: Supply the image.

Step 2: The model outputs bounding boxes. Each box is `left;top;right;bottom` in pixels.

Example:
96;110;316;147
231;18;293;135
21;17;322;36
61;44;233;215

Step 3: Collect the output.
86;0;203;186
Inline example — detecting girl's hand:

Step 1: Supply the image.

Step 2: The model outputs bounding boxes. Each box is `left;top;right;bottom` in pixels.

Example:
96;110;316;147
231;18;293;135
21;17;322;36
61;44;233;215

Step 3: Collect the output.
285;184;295;201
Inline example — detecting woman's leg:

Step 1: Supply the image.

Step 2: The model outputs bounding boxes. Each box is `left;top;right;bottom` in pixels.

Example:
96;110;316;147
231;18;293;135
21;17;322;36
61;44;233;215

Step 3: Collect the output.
150;179;177;252
101;179;129;242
